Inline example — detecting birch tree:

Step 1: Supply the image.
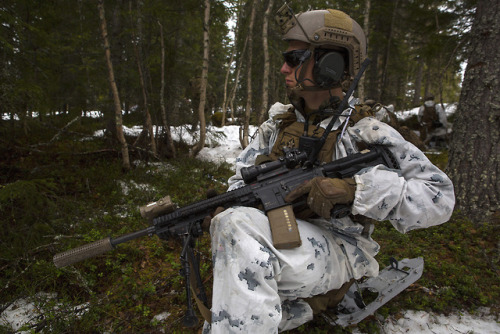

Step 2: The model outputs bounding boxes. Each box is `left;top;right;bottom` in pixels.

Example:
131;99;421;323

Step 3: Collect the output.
241;0;257;149
228;36;248;124
158;21;176;157
259;0;274;125
98;0;130;170
221;0;243;127
191;0;211;156
221;48;235;127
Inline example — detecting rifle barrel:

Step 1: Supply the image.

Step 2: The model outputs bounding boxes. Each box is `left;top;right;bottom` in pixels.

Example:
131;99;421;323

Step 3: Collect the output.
53;227;154;268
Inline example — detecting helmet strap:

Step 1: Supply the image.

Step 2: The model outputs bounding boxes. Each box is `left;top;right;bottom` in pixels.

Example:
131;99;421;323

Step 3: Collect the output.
293;46;314;85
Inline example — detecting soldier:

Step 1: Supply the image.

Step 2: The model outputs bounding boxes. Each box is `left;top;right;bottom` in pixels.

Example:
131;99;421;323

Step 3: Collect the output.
203;7;455;333
418;94;449;146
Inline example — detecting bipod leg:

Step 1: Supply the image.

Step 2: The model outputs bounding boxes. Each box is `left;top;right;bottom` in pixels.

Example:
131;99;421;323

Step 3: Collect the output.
180;233;198;327
187;244;209;306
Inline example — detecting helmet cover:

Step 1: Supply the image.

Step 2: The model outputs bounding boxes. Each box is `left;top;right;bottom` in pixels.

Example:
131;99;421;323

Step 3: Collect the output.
276;6;367;79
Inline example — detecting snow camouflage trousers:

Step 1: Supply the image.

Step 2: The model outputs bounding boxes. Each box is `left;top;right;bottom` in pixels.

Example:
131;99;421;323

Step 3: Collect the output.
202;206;353;333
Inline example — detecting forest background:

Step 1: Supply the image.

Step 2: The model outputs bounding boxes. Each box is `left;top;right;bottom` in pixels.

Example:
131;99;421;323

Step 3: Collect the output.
1;0;499;333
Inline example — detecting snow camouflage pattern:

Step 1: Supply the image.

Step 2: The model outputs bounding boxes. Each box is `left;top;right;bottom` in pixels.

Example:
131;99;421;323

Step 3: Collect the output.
203;101;455;333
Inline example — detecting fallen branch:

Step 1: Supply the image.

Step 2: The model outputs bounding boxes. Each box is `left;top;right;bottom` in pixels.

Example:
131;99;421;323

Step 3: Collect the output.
49;116;81;143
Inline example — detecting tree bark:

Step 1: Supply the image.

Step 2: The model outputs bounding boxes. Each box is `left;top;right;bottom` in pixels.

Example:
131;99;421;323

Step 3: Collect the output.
447;0;500;222
132;40;157;155
158;21;176;157
129;0;156;156
98;0;130;170
221;48;235;127
358;0;370;101
380;0;399;102
259;0;274;125
171;29;185;126
221;0;243;127
191;0;211;156
241;0;257;149
413;56;424;106
229;36;248;124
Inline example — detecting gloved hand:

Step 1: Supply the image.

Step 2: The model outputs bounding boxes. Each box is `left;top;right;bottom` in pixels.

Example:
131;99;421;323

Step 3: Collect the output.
202;189;225;231
202;206;225;231
285;177;356;219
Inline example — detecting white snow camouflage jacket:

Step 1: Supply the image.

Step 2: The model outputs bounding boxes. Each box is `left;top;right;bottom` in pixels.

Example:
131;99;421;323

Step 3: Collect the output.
227;101;455;278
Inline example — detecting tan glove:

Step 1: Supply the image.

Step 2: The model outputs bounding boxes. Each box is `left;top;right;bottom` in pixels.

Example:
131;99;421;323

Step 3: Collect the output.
202;189;225;231
285;177;356;219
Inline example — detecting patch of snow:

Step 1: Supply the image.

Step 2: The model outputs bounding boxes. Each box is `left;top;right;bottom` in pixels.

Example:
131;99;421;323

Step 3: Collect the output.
0;293;89;333
376;308;499;334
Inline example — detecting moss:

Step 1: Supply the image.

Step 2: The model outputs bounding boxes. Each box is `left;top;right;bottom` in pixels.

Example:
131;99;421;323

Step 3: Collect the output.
1;121;498;333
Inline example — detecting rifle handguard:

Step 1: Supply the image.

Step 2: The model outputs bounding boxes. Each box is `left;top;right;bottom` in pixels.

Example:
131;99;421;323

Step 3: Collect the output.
53;237;113;268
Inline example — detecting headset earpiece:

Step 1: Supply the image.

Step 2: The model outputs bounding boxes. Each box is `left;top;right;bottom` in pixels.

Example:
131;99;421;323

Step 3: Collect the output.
313;51;345;88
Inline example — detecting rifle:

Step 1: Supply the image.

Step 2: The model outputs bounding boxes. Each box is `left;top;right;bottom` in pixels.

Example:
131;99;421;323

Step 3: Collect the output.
54;57;393;326
53;145;398;326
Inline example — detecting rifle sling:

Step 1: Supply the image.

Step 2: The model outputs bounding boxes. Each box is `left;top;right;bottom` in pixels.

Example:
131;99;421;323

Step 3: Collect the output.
188;257;212;323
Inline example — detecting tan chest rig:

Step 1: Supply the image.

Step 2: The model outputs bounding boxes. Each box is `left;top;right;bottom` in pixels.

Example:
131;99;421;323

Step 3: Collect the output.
256;104;375;165
253;103;376;246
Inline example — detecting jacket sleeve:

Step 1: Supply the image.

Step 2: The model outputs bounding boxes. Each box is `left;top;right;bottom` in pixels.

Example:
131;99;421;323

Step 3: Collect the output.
227;103;291;191
227;134;265;190
417;106;424;123
348;117;455;233
436;104;448;128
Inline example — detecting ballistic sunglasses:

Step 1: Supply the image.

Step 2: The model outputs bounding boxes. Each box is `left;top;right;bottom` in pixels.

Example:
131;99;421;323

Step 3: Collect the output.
282;49;311;68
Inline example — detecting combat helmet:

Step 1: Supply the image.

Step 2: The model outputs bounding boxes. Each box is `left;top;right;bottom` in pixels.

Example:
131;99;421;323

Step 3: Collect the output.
276;6;367;86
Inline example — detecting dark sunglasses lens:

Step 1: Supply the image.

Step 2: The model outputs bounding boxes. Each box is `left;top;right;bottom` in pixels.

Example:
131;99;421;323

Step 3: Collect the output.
282;50;307;67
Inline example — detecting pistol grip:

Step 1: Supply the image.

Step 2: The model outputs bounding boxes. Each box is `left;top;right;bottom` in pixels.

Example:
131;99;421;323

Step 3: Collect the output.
332;204;351;219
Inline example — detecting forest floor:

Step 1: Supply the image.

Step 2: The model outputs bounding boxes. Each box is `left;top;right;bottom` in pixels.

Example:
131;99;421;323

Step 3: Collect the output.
0;112;498;333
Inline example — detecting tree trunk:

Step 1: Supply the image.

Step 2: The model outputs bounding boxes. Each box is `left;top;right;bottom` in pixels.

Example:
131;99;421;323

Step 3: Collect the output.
104;0;124;141
447;0;500;222
358;0;370;101
241;0;257;149
423;65;431;98
229;36;248;124
130;0;156;156
191;0;210;157
380;0;399;102
367;9;382;101
171;30;185;126
221;0;243;127
158;20;176;158
98;0;130;170
259;0;274;124
413;56;424;106
221;48;235;127
133;40;157;155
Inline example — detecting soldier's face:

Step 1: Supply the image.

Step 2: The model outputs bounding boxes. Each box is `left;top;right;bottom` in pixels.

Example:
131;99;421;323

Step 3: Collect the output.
280;41;313;88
